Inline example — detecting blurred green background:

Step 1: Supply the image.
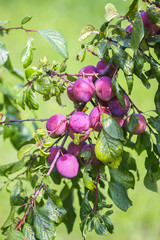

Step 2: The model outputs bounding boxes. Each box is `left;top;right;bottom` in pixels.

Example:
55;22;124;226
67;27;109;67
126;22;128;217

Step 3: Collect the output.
0;0;160;239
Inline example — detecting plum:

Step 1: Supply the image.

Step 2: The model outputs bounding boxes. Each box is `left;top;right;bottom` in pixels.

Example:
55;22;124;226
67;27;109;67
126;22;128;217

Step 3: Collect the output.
69;111;91;133
79;65;98;82
113;115;125;127
46;114;68;137
95;76;115;101
68;126;90;143
108;94;130;117
125;113;146;135
48;146;67;164
89;106;112;132
67;83;80;103
67;141;87;156
80;144;99;167
141;11;159;36
96;59;117;77
72;77;95;103
56;154;79;178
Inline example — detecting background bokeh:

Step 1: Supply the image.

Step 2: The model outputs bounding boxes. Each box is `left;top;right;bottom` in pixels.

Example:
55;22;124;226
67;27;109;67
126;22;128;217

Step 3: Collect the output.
0;0;160;239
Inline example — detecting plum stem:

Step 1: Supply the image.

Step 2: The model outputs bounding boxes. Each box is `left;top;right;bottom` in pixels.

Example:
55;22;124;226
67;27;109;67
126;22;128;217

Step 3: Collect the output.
94;162;101;214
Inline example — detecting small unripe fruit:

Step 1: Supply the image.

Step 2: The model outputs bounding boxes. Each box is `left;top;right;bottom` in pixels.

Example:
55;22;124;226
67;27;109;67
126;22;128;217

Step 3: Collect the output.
46;114;68;137
67;141;87;156
79;65;98;82
67;83;80;103
108;94;130;117
72;77;95;103
89;106;112;132
95;76;115;101
56;154;79;178
48;146;67;164
125;113;146;135
69;112;91;133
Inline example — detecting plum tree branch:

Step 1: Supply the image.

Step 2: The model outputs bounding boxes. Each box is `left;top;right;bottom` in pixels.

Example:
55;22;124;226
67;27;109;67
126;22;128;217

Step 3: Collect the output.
0;118;48;125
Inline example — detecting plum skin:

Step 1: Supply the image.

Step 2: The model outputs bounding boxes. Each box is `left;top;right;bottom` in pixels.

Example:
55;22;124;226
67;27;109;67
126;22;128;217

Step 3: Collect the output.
89;106;112;132
108;94;130;117
56;154;79;178
125;113;146;135
67;141;86;156
67;83;80;103
95;76;115;101
69;111;91;133
48;146;67;164
79;65;98;83
96;59;116;77
80;144;99;167
46;114;68;137
72;77;95;103
68;126;90;143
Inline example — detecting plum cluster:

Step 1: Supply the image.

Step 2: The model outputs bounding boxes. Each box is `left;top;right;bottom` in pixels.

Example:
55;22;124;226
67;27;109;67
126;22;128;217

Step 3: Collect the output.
46;24;152;178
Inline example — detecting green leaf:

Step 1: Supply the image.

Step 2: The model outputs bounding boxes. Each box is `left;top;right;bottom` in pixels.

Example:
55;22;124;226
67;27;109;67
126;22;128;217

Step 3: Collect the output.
6;230;26;240
78;25;99;41
101;215;114;234
21;39;33;68
155;85;160;115
105;3;118;22
63;190;76;233
93;215;108;235
95;129;123;168
111;77;126;109
126;0;139;20
146;6;160;24
144;171;158;192
111;45;134;94
127;112;138;133
108;182;132;211
133;50;150;89
25;88;39;110
22;223;36;240
21;16;32;25
145;152;159;173
156;135;160;155
0;40;9;66
33;78;51;95
80;191;92;220
39;29;68;58
148;35;160;46
83;171;96;191
17;144;35;160
131;12;144;53
10;182;28;207
109;168;135;189
16;87;26;110
33;208;56;240
0;162;16;176
120;151;137;171
148;116;160;133
76;48;86;62
25;66;37;79
150;57;160;83
102;113;124;141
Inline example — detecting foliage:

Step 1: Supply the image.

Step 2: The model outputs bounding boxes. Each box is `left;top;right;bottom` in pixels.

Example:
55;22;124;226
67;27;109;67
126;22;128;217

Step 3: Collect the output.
0;0;160;239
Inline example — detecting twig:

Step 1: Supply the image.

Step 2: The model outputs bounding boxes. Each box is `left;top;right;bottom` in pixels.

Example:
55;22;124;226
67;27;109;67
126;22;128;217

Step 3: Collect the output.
0;118;48;125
